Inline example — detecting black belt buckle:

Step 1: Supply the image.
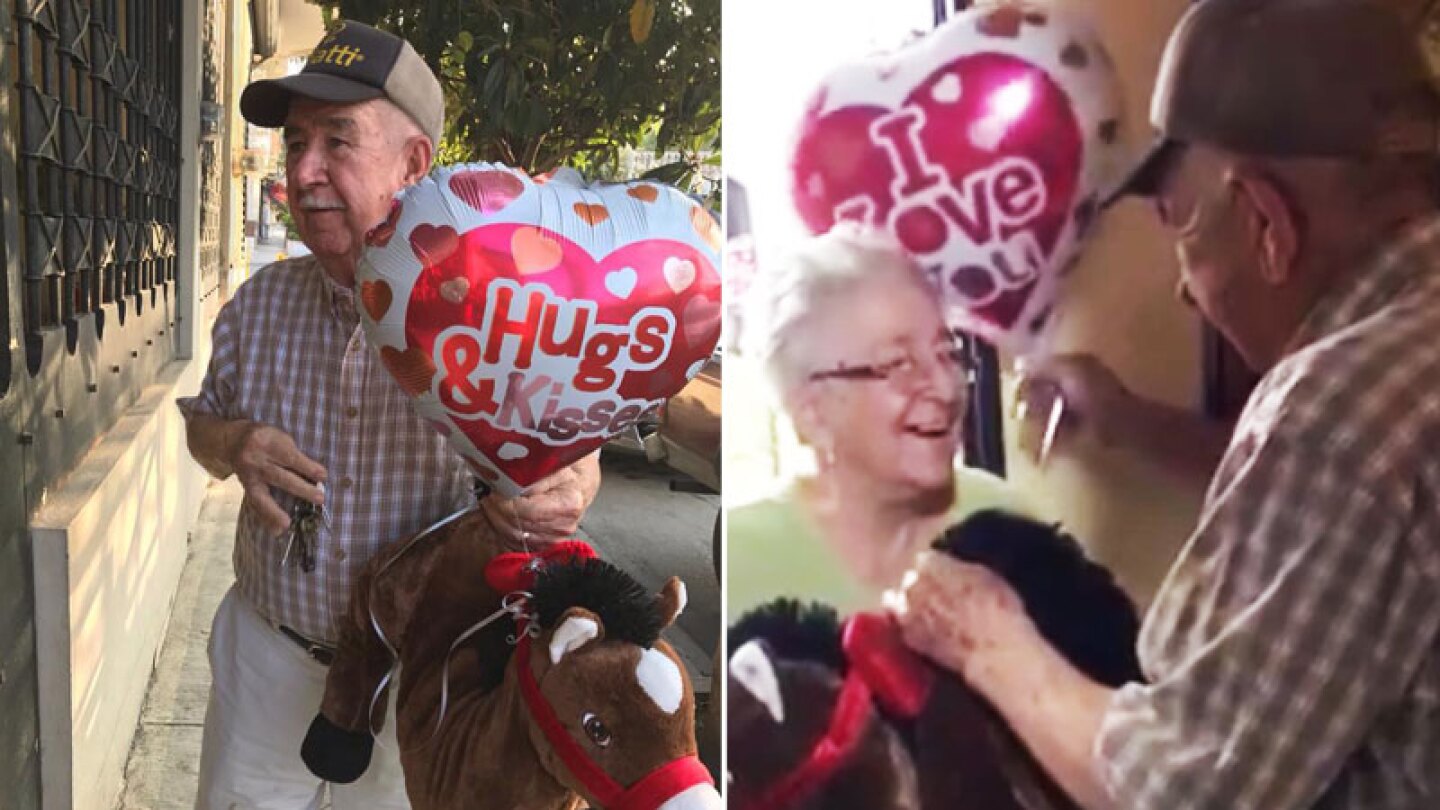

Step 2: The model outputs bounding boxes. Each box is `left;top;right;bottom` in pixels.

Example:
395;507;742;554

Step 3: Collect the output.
279;624;336;666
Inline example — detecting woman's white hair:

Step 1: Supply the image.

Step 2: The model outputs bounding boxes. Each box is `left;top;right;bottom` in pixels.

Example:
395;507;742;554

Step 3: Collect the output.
746;222;934;398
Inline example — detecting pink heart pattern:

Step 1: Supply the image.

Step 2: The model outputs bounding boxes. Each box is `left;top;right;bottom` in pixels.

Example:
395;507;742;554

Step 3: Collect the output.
404;223;721;486
788;4;1124;351
449;169;525;215
794;51;1081;335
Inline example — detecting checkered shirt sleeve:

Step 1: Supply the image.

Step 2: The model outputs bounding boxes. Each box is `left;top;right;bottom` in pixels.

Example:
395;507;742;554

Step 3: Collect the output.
1096;219;1440;809
176;289;243;421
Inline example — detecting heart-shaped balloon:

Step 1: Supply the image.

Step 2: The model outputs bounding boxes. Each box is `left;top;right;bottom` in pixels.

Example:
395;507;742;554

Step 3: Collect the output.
791;2;1123;350
359;163;723;495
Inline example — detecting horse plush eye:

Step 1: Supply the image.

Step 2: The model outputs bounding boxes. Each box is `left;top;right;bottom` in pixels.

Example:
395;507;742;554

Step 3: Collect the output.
582;713;612;747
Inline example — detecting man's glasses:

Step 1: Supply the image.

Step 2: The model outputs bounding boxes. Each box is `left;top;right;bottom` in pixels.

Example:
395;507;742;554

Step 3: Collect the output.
808;339;973;388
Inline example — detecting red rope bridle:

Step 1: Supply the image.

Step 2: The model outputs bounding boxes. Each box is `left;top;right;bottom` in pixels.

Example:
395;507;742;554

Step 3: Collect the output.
515;635;714;810
493;541;712;810
740;612;935;810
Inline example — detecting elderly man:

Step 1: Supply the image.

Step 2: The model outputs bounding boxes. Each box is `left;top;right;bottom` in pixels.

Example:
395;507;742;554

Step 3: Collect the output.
891;1;1440;808
178;22;599;808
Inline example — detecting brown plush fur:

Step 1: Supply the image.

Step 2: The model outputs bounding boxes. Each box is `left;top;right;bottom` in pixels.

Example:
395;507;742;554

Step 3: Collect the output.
317;510;700;810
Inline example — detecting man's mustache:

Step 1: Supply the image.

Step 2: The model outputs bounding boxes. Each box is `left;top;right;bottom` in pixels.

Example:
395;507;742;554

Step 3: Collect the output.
296;193;345;212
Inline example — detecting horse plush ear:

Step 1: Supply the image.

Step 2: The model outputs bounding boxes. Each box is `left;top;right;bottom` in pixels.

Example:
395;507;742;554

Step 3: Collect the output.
549;607;606;665
730;639;784;724
657;576;687;628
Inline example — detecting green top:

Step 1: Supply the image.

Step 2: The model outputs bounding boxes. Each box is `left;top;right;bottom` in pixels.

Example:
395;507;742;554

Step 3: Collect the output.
726;467;1035;622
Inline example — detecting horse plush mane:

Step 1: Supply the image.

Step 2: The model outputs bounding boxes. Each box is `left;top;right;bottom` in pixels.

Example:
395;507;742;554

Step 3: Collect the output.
730;599;845;671
728;509;1143;810
301;510;721;810
532;558;666;648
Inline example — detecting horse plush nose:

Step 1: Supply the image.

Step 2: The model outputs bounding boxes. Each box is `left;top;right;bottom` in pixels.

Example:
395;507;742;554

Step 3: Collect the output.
654;783;723;810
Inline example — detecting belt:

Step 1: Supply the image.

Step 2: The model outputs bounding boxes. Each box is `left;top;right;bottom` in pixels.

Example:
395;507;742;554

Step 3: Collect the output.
278;624;336;666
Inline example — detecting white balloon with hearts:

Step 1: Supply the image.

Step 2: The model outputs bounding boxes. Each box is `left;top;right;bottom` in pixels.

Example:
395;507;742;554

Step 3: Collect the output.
791;2;1125;351
357;163;724;495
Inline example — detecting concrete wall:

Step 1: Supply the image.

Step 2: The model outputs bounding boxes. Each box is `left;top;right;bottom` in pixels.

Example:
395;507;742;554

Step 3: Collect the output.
30;362;209;810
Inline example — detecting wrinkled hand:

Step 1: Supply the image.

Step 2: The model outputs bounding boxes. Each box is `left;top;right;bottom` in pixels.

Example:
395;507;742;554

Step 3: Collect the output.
1015;353;1136;457
885;551;1039;685
230;422;327;535
481;451;602;550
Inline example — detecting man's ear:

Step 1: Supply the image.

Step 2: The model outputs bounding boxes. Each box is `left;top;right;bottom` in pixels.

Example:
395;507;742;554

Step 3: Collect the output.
403;135;434;185
1231;168;1300;286
549;607;605;665
656;577;687;628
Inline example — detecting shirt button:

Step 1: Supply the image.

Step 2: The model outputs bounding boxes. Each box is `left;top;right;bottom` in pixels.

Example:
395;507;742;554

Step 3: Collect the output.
332;546;347;561
340;477;353;490
345;406;359;419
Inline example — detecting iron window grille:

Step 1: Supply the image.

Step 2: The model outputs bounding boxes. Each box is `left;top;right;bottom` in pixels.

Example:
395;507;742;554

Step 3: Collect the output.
13;0;181;374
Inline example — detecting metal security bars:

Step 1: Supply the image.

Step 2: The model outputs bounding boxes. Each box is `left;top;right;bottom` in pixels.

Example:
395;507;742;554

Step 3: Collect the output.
198;0;224;305
13;0;182;374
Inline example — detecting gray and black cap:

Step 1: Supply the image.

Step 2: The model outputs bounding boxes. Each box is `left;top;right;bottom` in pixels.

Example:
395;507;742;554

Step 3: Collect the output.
240;20;444;145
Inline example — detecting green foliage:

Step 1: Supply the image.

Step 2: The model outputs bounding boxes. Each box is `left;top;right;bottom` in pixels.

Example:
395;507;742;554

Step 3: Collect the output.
317;0;719;194
271;198;300;240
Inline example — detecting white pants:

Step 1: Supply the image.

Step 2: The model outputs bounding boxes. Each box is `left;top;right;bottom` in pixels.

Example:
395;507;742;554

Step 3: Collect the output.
195;587;410;809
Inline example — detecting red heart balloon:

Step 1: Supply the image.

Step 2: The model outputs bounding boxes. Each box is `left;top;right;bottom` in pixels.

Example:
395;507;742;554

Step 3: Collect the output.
359;164;722;494
794;52;1080;333
402;223;720;487
790;4;1122;350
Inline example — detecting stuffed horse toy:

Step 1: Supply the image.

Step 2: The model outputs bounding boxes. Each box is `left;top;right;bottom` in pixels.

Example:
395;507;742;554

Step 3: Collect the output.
728;601;922;809
727;509;1143;810
299;508;722;810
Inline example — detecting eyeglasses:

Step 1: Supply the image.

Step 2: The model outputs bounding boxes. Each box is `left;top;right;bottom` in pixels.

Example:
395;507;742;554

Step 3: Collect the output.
808;340;973;387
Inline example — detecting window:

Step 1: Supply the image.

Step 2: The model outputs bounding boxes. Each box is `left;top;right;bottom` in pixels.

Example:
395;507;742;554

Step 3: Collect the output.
13;0;181;372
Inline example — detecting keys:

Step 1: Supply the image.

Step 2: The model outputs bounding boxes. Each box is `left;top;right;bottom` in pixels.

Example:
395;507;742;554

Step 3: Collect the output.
281;482;328;573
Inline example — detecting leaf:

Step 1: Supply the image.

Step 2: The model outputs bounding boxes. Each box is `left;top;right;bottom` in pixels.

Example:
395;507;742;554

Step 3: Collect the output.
640;159;692;186
629;0;655;45
329;0;717;172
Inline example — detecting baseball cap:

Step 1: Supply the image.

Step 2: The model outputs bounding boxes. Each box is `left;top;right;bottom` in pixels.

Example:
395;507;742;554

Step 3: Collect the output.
1107;0;1440;205
240;20;444;146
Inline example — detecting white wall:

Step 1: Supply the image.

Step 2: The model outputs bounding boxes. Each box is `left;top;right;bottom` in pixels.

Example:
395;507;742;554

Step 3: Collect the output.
31;361;210;810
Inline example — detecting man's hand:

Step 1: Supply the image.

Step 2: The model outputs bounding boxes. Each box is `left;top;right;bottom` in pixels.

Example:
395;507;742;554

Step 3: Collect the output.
888;552;1119;810
1016;352;1232;482
885;551;1040;687
186;413;327;534
231;423;328;533
1016;353;1137;457
481;451;602;550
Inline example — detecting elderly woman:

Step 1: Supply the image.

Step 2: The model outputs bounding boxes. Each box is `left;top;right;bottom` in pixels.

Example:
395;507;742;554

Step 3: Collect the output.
728;225;1032;619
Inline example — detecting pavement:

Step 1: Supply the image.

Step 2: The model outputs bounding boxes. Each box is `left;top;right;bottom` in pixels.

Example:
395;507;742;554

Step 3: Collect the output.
114;237;721;808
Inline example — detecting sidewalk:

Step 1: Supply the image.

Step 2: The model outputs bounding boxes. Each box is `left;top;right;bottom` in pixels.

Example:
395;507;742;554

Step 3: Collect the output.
115;478;241;809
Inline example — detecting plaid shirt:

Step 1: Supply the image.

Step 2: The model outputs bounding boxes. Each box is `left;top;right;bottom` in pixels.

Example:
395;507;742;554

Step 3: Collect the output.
178;256;472;644
1096;214;1440;809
